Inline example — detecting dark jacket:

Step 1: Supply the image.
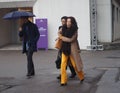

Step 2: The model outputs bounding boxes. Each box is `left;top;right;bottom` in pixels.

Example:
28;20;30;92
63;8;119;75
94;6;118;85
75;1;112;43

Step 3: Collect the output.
19;21;40;53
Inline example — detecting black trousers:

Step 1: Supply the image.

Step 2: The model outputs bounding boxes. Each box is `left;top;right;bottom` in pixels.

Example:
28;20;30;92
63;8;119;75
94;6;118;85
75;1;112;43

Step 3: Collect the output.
68;65;76;75
26;50;35;75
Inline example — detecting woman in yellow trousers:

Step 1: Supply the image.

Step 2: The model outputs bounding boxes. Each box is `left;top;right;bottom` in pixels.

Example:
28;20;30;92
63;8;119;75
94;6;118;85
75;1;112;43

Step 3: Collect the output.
58;16;84;86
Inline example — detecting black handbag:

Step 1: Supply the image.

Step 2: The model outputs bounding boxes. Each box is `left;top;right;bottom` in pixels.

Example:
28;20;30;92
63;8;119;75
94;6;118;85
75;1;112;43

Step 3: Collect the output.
55;50;62;69
55;56;61;69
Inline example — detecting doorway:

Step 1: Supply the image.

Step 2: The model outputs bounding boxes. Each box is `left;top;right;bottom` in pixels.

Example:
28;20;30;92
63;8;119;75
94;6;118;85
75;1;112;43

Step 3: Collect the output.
0;7;33;48
112;0;120;42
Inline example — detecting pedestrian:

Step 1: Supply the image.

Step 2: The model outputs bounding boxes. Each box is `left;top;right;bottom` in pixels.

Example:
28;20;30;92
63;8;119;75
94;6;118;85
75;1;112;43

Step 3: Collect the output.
58;16;84;86
19;17;40;78
55;16;76;80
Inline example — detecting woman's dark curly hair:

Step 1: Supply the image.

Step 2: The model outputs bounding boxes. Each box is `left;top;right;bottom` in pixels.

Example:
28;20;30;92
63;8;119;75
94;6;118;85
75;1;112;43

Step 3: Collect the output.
61;16;78;55
67;16;78;31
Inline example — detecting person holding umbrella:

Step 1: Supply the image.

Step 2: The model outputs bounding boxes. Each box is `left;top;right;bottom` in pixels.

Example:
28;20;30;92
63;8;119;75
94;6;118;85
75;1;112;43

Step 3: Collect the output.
19;16;40;78
3;11;40;78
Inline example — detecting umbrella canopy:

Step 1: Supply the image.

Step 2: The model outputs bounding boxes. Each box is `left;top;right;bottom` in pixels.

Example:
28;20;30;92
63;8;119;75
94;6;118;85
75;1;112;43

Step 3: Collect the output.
3;11;35;20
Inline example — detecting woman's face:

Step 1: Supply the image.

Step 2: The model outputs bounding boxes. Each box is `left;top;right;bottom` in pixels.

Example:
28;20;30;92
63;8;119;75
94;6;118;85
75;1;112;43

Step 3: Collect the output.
61;19;66;26
67;18;72;28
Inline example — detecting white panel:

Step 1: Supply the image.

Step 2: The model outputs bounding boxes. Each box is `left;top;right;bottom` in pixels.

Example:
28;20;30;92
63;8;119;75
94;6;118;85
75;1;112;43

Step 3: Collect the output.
96;0;112;42
33;0;91;49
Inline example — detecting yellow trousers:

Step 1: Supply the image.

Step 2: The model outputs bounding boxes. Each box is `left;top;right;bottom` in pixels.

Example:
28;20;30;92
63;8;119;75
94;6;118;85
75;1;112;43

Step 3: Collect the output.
61;53;84;84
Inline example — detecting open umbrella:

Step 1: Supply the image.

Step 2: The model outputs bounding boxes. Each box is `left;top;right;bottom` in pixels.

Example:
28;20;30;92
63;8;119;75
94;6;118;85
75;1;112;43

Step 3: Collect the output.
3;11;35;20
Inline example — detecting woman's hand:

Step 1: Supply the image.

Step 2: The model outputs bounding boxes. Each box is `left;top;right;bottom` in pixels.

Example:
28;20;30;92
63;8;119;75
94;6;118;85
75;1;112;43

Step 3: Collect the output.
58;33;62;38
58;33;61;37
19;27;22;32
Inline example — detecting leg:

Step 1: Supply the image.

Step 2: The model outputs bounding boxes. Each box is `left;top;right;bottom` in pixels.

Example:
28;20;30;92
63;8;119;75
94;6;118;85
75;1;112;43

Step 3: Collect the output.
68;58;76;78
61;53;68;84
26;50;35;76
56;50;62;79
69;65;76;78
55;50;62;69
70;55;84;80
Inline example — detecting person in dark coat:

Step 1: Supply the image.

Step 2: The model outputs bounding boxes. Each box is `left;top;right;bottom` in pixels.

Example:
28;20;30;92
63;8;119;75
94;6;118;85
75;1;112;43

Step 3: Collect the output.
19;17;40;78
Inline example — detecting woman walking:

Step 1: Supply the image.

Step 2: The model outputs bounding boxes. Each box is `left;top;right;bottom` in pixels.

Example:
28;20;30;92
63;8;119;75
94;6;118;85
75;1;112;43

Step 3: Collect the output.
55;16;76;80
58;17;84;86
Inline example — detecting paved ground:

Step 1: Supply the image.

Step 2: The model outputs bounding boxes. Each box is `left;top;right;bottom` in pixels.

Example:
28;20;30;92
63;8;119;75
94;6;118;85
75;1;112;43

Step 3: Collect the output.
0;50;120;93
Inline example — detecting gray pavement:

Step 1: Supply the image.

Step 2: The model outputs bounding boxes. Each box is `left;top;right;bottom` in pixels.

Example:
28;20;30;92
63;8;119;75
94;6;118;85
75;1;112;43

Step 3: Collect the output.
0;50;120;93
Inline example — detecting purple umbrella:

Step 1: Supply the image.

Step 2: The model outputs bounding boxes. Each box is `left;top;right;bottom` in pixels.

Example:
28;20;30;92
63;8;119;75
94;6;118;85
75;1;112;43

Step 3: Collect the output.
3;11;35;20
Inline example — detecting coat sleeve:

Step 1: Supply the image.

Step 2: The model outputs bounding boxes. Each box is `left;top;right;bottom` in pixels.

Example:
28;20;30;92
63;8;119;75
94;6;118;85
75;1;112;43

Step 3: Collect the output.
34;24;40;42
60;32;77;43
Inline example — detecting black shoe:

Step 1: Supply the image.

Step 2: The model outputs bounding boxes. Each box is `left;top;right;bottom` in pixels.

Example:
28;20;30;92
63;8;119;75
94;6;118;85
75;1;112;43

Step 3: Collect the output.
26;74;35;79
61;83;67;86
26;74;35;77
69;74;76;78
57;75;61;80
80;79;84;83
27;74;35;76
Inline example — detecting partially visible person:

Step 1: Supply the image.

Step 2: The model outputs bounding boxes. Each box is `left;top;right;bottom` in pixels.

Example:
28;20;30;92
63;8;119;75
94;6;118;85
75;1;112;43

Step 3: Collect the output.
58;16;84;86
55;16;76;80
19;17;40;78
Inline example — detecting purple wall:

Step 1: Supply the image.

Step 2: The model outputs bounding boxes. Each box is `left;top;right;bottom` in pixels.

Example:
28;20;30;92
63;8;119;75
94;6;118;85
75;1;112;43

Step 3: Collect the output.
36;19;48;50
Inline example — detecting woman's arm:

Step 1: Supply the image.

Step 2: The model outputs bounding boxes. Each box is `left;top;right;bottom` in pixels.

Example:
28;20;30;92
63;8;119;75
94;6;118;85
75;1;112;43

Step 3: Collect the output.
59;32;77;43
58;28;62;36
